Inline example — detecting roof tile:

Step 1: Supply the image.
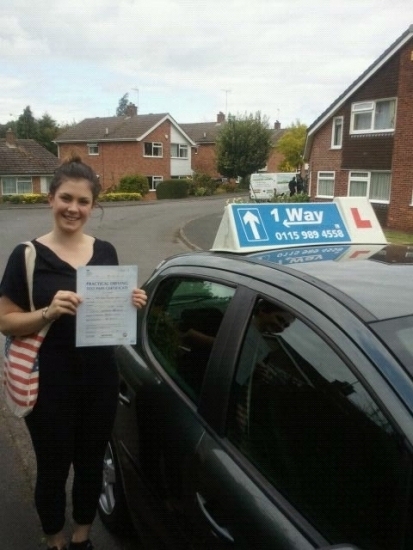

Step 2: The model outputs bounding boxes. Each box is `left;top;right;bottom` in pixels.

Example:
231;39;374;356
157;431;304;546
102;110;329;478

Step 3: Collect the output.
0;139;60;175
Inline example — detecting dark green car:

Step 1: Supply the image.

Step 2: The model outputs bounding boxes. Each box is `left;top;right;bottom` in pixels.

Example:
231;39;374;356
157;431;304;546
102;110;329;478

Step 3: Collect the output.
98;239;413;550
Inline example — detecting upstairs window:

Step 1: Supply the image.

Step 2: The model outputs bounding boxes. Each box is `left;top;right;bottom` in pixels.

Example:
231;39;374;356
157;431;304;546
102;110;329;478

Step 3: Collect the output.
171;143;188;158
350;99;396;134
87;143;99;155
144;142;163;157
331;117;343;148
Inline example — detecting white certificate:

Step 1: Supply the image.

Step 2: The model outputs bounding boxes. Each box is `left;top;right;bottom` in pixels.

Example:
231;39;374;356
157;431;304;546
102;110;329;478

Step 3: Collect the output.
76;265;138;347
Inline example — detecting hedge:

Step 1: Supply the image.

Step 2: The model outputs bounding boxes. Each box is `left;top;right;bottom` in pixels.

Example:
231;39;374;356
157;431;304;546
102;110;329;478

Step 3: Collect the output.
156;179;189;199
0;192;142;205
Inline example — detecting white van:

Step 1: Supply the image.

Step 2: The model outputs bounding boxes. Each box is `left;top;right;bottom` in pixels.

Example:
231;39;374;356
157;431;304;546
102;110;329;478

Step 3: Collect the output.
249;172;296;200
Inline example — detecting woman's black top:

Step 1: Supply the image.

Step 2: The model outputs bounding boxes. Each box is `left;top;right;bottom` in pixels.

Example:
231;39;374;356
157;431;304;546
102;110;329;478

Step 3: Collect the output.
0;238;120;386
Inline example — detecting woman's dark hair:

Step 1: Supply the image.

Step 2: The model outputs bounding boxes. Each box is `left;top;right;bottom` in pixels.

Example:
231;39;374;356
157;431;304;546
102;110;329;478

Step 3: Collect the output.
49;153;101;202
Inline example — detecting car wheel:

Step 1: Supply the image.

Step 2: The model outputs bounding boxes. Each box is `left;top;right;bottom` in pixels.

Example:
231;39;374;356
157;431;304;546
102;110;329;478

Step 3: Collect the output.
98;440;130;532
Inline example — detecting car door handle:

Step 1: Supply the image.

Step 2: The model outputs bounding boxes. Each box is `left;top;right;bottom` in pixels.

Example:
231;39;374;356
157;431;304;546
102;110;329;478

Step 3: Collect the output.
118;381;131;406
196;492;234;543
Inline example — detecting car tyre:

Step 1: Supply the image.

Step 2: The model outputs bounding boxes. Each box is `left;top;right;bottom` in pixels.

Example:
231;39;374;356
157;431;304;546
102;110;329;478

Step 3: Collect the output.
98;439;131;533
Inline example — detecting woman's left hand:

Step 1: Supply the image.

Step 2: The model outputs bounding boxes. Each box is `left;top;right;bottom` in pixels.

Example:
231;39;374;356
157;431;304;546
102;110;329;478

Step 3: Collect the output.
132;288;147;309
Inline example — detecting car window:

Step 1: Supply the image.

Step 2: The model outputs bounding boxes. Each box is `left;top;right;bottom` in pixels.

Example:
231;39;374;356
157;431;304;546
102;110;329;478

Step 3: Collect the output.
370;315;413;376
228;298;413;550
147;277;235;403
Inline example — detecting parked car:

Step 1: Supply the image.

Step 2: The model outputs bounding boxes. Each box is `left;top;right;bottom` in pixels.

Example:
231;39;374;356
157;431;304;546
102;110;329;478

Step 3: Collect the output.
98;200;413;550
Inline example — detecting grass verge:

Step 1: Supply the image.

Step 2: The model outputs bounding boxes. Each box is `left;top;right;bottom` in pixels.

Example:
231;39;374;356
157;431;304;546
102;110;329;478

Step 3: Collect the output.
384;230;413;245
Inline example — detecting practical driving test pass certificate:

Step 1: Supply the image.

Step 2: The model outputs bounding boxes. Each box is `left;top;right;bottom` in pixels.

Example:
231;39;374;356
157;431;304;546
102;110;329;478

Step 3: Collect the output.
76;265;138;347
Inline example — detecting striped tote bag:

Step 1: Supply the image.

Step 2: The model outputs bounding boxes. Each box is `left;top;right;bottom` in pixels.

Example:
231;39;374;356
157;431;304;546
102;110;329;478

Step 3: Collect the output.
3;242;51;418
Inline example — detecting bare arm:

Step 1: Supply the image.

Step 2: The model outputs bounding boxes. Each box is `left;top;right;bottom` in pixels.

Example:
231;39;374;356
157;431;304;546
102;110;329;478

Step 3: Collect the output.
0;290;83;337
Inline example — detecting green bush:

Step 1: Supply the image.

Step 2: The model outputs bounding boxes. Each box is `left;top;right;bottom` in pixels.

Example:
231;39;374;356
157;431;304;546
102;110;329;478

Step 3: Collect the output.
0;194;49;204
99;193;142;202
116;174;149;196
191;172;216;196
194;187;206;196
269;192;310;203
218;180;239;193
156;179;189;199
0;192;142;204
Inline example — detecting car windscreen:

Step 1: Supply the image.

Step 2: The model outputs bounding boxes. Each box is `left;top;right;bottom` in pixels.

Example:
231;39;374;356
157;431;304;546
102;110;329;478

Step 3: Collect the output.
369;315;413;375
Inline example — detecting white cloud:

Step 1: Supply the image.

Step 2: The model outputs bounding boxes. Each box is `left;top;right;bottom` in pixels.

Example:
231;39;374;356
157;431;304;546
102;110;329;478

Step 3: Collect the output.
0;0;411;127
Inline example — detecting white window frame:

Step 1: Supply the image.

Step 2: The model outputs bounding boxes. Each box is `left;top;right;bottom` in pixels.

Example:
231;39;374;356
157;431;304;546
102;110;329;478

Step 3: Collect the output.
1;176;33;195
350;98;396;134
144;142;163;157
171;143;188;159
40;175;53;194
348;171;391;203
87;143;99;155
316;171;335;198
331;116;343;149
147;175;163;191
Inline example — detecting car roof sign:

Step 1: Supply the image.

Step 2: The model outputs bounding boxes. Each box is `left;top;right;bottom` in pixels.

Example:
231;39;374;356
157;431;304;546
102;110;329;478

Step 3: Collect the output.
211;197;387;252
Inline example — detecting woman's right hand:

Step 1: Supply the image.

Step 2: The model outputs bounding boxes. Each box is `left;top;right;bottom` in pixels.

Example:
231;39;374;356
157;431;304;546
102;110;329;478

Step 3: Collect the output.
46;290;83;320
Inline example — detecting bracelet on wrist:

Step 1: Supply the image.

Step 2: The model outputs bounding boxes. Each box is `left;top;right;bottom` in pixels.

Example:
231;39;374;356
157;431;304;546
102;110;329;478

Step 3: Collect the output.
41;307;53;323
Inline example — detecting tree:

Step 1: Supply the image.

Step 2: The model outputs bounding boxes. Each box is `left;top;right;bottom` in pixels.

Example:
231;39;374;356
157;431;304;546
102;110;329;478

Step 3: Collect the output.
216;112;272;180
276;120;307;172
2;108;70;156
116;93;133;116
37;113;60;155
16;106;38;139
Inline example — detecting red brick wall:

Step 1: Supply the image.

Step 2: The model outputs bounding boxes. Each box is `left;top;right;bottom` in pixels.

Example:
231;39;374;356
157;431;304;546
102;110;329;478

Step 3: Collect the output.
266;147;286;172
59;121;172;191
192;143;220;178
308;114;347;198
388;43;413;231
32;176;41;194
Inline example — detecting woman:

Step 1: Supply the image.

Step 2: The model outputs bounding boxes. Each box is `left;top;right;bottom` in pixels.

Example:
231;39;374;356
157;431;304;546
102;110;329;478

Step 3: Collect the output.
0;155;147;550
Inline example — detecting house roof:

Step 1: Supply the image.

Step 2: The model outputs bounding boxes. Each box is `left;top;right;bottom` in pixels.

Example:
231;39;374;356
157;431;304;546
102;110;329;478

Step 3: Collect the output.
55;112;196;146
180;121;287;145
304;24;413;159
180;121;225;144
0;137;60;176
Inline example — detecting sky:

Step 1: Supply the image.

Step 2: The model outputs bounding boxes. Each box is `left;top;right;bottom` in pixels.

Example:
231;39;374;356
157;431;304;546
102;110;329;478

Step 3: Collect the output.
0;0;411;129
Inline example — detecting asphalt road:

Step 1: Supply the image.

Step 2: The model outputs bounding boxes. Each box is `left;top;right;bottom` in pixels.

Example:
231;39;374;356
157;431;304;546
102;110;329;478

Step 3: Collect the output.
0;193;246;550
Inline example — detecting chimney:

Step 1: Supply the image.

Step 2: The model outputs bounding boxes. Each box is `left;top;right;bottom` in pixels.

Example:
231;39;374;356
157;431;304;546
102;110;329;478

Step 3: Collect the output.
217;111;225;124
125;103;138;117
274;120;281;130
5;128;17;147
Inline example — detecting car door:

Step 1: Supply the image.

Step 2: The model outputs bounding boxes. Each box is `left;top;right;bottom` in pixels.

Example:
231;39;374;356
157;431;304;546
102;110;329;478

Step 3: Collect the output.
188;286;413;549
114;272;237;547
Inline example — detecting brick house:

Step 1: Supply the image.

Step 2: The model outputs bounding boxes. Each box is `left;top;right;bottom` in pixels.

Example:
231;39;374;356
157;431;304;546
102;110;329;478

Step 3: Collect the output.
181;113;287;179
55;105;196;193
304;25;413;231
0;128;60;197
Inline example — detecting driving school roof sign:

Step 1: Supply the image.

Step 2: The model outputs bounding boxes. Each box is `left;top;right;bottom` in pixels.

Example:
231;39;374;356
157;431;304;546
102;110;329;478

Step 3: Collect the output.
211;197;387;252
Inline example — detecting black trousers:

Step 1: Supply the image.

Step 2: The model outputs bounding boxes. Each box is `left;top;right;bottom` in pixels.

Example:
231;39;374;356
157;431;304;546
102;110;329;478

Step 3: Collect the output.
25;381;118;535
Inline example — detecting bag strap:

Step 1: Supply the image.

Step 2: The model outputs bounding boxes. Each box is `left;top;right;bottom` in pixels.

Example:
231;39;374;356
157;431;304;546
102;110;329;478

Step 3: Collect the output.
23;241;37;312
22;241;52;338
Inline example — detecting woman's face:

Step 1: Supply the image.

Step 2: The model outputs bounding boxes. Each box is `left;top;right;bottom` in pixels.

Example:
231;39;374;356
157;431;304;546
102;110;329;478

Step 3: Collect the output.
48;178;94;233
